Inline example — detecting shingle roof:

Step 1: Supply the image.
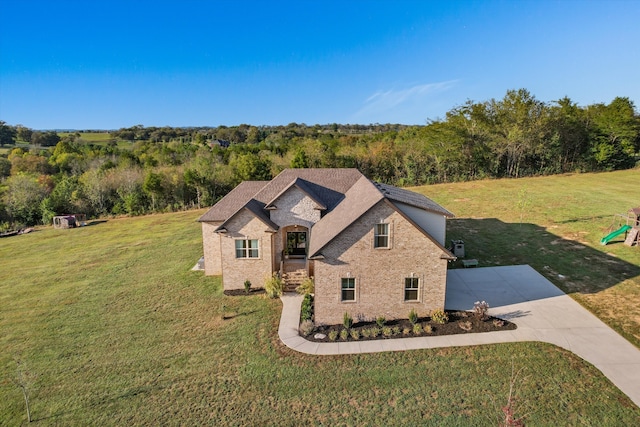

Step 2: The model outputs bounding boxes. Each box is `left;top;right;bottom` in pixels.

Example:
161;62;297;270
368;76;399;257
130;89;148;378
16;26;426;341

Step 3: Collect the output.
197;181;269;222
308;176;383;257
264;177;327;210
374;182;454;217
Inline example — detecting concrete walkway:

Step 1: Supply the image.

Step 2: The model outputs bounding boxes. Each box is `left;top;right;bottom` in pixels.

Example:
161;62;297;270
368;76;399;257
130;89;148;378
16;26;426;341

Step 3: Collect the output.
278;265;640;407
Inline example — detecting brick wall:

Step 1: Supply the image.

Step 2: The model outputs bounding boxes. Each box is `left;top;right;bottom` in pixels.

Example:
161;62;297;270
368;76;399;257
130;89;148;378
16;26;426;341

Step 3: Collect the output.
219;210;274;290
314;201;448;325
201;222;222;275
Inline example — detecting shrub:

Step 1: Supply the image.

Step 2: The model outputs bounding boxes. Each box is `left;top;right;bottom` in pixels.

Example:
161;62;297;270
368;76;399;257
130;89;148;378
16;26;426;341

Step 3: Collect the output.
474;300;490;320
340;329;349;340
402;327;412;336
361;328;372;338
300;294;313;322
382;326;393;337
296;276;315;295
392;326;401;336
243;280;251;294
350;329;360;340
376;316;386;327
431;309;449;324
408;308;418;325
413;323;423;335
328;330;338;341
299;319;315;336
264;273;284;298
424;324;433;334
370;327;381;337
459;321;473;331
343;312;353;330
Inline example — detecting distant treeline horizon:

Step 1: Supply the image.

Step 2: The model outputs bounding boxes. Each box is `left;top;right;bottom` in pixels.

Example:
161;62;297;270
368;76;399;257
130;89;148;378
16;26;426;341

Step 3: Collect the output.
1;88;638;230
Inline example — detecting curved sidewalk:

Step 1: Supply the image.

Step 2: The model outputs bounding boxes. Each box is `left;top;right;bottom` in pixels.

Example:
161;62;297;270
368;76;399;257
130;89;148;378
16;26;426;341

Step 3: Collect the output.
278;265;640;407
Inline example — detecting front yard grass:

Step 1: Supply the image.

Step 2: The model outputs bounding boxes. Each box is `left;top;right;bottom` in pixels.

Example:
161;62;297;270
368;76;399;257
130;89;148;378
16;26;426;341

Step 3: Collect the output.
1;170;639;424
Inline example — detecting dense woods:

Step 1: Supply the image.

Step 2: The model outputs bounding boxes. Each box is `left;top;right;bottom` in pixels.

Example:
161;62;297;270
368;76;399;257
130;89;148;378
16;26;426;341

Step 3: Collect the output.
1;89;638;230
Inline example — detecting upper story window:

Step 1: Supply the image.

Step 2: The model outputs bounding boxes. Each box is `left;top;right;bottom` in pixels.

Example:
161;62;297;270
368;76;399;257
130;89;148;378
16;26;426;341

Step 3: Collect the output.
341;277;356;302
235;239;259;258
404;277;419;301
374;223;389;248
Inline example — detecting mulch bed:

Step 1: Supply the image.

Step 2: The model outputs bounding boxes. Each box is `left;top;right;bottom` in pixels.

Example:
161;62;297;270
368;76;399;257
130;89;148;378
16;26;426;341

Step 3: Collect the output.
305;311;517;342
223;288;266;296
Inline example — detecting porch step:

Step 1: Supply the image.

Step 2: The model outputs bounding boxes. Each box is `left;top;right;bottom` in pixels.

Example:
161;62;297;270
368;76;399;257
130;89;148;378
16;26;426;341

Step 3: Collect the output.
283;268;308;292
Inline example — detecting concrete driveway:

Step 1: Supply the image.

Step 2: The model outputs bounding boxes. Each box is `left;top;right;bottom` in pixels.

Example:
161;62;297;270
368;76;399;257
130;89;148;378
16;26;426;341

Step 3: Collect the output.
279;265;640;407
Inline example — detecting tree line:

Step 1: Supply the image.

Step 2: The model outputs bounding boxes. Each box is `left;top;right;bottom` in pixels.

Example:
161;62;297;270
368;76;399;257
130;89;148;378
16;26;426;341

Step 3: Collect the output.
0;89;638;230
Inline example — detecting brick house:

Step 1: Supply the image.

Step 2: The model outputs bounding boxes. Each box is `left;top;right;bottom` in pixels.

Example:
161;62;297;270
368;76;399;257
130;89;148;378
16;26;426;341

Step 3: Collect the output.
198;168;455;325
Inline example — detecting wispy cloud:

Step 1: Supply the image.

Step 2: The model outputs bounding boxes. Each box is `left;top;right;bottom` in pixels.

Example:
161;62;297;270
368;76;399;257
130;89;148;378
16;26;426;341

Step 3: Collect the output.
353;80;458;123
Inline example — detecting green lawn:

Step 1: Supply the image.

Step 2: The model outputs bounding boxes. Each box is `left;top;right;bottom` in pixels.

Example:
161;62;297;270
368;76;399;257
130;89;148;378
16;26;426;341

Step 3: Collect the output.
1;171;639;425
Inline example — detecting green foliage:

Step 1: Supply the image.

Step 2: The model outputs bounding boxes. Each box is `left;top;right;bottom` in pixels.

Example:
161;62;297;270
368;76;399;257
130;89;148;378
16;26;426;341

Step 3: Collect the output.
408;308;418;325
243;280;252;294
349;328;360;340
392;326;401;336
412;323;423;335
264;273;284;298
342;312;353;329
375;316;386;327
431;309;449;325
300;294;313;322
382;326;393;337
328;330;338;341
339;329;349;340
296;276;315;295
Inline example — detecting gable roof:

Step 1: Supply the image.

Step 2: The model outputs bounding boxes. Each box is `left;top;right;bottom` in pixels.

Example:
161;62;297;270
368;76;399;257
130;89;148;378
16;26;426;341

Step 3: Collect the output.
264;177;327;210
307;176;455;259
197;181;269;222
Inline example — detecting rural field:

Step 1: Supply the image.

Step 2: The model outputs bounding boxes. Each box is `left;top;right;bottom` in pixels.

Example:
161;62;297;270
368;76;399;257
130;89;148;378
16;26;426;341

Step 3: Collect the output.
1;170;639;425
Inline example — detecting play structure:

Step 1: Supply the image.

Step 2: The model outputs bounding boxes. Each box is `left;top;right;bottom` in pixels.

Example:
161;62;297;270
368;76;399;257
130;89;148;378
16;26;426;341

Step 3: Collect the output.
600;207;640;246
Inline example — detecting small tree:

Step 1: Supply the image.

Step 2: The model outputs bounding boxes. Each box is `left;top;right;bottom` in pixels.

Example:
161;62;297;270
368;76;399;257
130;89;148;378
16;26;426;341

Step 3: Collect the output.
243;280;252;294
14;358;36;423
342;312;353;329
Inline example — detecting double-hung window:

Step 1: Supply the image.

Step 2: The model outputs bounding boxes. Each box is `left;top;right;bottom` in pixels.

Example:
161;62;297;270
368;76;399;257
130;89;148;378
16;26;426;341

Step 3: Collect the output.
235;239;259;259
404;277;419;301
374;223;389;248
341;278;356;302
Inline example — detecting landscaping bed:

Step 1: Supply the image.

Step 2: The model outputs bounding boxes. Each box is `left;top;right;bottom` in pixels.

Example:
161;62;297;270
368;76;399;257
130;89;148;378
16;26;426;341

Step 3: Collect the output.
300;295;516;342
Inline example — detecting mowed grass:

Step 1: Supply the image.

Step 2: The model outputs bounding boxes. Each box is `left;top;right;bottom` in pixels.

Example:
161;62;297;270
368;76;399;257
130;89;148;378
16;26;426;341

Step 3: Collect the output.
417;168;640;347
0;174;639;425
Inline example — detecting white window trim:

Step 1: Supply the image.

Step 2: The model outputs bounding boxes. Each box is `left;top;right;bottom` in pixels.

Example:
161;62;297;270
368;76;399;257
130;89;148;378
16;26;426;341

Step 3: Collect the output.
234;238;260;259
373;222;391;249
340;277;357;303
404;276;421;302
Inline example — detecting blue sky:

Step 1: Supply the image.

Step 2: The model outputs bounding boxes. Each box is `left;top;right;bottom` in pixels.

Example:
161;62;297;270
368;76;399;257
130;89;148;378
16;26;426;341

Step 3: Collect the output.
1;0;639;129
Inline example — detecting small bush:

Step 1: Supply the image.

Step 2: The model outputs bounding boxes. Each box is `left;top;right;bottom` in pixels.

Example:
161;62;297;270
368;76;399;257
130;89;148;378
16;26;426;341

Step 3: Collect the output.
299;320;315;336
424;324;433;334
350;329;360;340
340;329;349;340
413;323;423;335
408;308;418;325
376;316;386;327
328;330;338;341
473;300;490;320
370;327;381;338
361;328;372;338
296;276;315;295
243;280;251;294
343;312;353;330
382;326;393;337
402;327;412;336
493;319;505;327
264;273;284;298
459;321;473;331
431;309;449;324
300;294;313;322
392;326;401;336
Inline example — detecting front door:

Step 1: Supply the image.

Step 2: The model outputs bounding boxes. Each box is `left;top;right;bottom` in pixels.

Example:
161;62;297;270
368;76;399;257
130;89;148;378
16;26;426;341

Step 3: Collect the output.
286;231;307;257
